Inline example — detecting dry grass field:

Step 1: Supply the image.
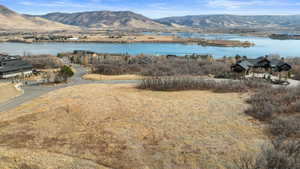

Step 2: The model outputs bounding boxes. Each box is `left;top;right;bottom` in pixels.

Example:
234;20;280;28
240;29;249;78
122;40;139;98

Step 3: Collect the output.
0;84;267;169
83;74;144;81
0;13;78;32
0;83;22;104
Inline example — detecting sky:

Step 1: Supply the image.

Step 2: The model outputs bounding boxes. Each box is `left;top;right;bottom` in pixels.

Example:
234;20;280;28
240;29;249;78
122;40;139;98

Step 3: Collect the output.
1;0;300;18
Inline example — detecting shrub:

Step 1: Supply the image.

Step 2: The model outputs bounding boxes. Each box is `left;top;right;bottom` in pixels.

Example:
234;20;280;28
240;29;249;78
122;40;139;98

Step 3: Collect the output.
22;54;63;69
269;116;300;138
60;65;74;77
245;86;300;120
286;58;300;80
18;163;41;169
138;76;269;92
93;62;142;75
141;59;232;77
92;57;233;77
229;139;300;169
55;65;74;83
292;66;300;80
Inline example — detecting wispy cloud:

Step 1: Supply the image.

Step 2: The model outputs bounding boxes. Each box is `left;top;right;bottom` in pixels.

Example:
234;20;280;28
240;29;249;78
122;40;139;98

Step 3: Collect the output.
205;0;300;10
206;0;265;9
19;0;86;8
148;2;170;10
6;0;300;18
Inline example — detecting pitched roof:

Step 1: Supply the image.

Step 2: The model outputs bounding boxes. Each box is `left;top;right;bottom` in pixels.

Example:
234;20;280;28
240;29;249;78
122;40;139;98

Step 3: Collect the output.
232;57;292;72
0;55;20;62
73;50;95;55
236;60;252;70
0;59;33;73
269;59;285;67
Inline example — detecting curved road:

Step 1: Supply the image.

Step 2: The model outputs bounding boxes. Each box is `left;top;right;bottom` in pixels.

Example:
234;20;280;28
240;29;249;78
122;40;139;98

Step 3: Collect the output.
0;64;138;113
2;64;299;113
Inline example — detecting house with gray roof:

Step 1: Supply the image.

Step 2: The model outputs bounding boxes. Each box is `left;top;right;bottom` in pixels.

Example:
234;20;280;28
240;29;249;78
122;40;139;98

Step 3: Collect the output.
231;56;291;73
0;55;33;79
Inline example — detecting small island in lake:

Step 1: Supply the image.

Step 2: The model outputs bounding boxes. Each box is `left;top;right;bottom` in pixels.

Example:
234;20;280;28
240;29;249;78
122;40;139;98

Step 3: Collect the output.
269;33;300;40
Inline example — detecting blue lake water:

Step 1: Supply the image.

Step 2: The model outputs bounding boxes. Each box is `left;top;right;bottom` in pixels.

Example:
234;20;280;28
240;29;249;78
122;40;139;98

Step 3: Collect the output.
0;33;299;58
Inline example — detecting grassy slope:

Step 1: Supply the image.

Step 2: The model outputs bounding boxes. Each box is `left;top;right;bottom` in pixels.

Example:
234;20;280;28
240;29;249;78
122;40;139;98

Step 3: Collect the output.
0;84;267;169
0;6;78;31
0;83;21;104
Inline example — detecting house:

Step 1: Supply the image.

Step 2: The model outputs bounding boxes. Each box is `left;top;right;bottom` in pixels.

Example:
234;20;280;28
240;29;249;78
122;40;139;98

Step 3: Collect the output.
73;50;95;55
68;50;129;65
231;56;292;73
0;55;33;79
231;60;252;73
166;55;177;59
269;59;292;72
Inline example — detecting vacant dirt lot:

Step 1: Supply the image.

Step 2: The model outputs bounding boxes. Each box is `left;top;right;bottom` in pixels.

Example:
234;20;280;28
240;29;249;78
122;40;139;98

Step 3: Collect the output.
0;83;22;104
0;84;267;169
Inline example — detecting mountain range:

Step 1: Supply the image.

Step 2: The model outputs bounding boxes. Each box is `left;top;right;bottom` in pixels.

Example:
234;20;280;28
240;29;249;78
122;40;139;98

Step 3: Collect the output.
38;11;167;30
0;5;77;31
156;15;300;30
1;4;300;32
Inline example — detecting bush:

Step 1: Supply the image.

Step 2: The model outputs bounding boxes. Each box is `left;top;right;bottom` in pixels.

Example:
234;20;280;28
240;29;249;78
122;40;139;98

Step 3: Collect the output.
141;59;232;77
92;57;233;77
60;65;74;77
286;58;300;80
54;65;74;83
230;139;300;169
269;116;300;138
292;65;300;80
245;86;300;120
138;76;269;92
93;62;142;75
22;54;63;69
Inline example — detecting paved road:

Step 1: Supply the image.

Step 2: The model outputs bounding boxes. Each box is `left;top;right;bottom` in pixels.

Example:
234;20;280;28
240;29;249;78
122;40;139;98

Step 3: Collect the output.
2;65;299;113
0;64;139;113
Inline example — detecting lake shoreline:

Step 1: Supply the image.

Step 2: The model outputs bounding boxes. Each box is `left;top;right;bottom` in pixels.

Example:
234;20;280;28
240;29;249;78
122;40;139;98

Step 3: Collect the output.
4;38;254;48
0;33;299;58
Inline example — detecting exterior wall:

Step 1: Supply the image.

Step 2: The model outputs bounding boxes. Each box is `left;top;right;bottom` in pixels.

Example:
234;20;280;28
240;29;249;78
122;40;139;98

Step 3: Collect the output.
0;70;33;79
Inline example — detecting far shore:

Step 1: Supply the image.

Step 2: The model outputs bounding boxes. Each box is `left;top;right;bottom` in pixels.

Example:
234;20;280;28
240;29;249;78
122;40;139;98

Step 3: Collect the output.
1;34;255;47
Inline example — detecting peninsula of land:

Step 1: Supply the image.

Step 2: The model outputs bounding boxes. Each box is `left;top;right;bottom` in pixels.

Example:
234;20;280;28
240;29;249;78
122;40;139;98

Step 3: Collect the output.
0;33;254;47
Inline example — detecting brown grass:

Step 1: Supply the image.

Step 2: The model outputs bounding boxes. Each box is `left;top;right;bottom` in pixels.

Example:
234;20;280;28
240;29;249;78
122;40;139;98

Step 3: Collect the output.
0;83;21;104
83;74;144;81
22;54;64;69
229;139;300;169
0;84;267;169
245;86;300;121
92;57;232;77
0;12;78;32
138;76;269;92
286;57;300;80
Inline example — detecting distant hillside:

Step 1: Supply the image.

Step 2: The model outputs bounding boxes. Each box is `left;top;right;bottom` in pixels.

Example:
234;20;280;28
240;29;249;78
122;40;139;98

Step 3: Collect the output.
0;5;78;31
38;11;168;30
156;15;300;30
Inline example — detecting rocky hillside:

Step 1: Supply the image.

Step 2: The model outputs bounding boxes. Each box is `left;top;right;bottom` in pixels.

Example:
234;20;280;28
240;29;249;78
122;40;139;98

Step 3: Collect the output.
0;5;78;31
156;15;300;30
39;11;168;30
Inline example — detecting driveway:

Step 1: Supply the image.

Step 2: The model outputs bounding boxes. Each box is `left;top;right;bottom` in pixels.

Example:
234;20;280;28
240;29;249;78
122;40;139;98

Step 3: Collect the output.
0;64;139;113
